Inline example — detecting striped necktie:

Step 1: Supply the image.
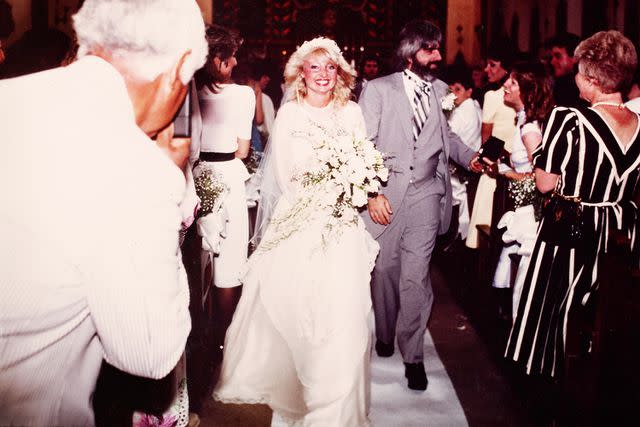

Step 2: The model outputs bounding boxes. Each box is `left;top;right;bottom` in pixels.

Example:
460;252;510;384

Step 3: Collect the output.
409;76;431;141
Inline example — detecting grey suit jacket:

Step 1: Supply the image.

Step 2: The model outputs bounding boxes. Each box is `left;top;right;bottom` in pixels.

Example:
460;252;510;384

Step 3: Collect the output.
359;71;477;239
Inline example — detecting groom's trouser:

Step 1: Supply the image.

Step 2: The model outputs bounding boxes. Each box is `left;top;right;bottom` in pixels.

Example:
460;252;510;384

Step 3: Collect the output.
372;186;442;363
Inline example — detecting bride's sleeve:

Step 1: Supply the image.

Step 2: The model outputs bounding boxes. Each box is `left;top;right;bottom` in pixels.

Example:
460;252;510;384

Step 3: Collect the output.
251;103;298;245
270;104;299;193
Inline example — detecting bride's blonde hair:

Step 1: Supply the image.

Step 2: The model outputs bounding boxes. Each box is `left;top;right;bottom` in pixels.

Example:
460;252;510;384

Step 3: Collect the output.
283;37;356;106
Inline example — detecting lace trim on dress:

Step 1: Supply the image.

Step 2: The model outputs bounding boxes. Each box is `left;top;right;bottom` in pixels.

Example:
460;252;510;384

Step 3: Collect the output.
214;391;372;427
212;393;305;426
212;391;270;405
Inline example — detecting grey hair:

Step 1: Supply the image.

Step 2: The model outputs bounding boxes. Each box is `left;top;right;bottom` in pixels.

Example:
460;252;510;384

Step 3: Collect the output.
73;0;207;84
395;20;442;70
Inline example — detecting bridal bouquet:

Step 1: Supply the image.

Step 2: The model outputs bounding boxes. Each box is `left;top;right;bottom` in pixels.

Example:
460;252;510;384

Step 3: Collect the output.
301;133;388;227
259;128;388;251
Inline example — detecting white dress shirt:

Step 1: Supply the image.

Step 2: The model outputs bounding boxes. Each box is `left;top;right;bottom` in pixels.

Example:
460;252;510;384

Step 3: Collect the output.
402;68;432;112
448;98;482;151
0;56;191;426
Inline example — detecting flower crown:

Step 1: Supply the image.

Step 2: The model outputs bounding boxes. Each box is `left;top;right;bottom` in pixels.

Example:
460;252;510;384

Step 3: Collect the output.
296;37;343;60
286;37;354;78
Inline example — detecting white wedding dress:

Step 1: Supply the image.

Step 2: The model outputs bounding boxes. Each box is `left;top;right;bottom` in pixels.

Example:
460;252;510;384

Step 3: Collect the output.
213;100;379;426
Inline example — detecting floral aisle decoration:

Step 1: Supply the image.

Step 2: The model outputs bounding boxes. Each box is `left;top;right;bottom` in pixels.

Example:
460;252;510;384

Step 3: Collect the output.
193;161;227;218
244;150;264;208
244;149;263;176
258;121;388;252
508;173;544;221
193;161;229;254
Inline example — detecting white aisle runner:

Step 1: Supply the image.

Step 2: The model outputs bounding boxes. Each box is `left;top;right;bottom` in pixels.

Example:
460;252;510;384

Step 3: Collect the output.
369;330;468;427
272;329;467;426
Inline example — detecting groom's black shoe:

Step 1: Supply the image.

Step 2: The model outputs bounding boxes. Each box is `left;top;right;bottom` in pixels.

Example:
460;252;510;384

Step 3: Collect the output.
404;362;428;391
375;340;394;357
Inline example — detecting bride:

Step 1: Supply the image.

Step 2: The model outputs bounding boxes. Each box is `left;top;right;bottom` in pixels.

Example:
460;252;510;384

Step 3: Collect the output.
213;37;384;426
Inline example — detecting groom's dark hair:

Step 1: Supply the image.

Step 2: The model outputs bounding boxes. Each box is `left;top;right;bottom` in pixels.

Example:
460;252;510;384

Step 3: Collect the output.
395;20;442;71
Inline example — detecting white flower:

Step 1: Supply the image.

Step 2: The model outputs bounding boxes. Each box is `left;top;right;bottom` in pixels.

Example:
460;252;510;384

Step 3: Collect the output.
352;186;368;207
347;157;367;184
321;180;340;206
441;92;456;111
377;165;389;182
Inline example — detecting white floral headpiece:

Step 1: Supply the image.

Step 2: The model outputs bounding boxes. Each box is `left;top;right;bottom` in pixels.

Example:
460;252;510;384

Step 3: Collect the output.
295;37;343;61
285;37;355;80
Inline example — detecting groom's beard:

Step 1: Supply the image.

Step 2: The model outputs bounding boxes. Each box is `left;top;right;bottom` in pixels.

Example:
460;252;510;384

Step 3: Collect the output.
411;56;439;82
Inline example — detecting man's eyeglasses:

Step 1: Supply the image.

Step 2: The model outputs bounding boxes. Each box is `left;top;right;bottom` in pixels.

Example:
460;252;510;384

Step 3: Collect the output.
421;44;441;53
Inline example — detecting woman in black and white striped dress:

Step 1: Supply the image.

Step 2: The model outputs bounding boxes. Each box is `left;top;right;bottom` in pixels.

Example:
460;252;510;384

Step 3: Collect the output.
505;30;640;378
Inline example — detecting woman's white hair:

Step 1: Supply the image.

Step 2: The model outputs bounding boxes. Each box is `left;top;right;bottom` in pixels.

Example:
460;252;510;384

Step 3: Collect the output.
73;0;207;84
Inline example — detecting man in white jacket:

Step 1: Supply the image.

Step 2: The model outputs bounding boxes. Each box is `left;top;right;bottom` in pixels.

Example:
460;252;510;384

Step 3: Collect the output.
0;1;207;425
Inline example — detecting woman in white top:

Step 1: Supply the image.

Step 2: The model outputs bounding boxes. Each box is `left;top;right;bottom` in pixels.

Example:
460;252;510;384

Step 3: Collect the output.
214;37;379;426
491;61;553;319
466;48;517;249
193;25;255;347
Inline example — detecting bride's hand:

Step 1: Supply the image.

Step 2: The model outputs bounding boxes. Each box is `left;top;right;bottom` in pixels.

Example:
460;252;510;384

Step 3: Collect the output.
368;194;393;225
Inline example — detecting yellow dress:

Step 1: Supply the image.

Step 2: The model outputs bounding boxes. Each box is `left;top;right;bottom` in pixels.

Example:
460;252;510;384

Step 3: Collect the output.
466;87;516;248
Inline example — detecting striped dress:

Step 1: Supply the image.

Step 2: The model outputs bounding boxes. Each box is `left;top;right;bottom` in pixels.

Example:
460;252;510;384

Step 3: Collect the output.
505;106;640;377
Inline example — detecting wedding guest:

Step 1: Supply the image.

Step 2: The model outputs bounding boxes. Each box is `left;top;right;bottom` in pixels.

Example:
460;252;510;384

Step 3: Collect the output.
359;20;482;391
471;63;489;107
233;61;275;150
214;37;381;425
445;67;482;240
548;32;586;108
491;61;553;320
193;24;254;352
0;0;207;425
506;31;639;383
466;42;517;250
252;61;276;144
354;53;381;100
231;62;264;153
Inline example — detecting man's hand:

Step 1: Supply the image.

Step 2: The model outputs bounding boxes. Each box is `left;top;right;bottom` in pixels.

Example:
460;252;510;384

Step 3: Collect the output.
479;157;501;178
368;194;393;225
469;153;484;173
155;123;191;172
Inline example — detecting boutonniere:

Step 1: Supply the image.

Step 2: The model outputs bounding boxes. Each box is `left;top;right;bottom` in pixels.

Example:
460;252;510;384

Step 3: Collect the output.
441;91;456;112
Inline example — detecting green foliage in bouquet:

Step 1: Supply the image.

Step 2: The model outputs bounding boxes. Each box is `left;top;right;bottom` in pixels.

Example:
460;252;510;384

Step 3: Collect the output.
194;163;227;218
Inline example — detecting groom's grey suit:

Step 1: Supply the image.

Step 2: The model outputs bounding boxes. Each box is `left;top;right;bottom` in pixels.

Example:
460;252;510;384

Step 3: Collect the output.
360;72;476;363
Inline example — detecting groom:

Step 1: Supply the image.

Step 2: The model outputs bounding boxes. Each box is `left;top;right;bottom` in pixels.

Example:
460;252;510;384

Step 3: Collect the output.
359;19;481;391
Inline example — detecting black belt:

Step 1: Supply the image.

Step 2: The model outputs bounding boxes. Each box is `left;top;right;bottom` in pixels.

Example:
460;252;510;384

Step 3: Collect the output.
199;151;235;162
